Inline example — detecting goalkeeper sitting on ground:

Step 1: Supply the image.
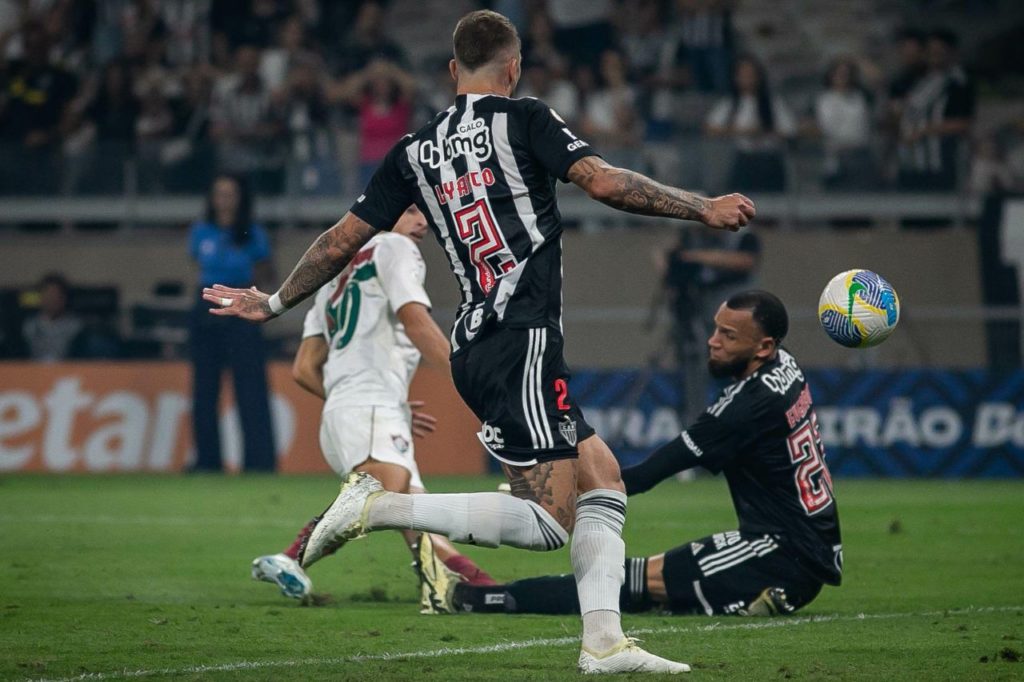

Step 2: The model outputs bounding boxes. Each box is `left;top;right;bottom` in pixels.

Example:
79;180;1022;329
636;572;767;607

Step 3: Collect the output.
421;291;842;616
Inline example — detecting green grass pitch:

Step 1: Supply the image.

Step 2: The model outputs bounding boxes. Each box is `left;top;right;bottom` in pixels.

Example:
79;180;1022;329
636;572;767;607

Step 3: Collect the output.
1;474;1022;681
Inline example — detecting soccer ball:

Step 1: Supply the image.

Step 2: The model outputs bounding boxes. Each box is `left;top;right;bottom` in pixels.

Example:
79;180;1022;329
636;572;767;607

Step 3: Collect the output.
818;269;900;348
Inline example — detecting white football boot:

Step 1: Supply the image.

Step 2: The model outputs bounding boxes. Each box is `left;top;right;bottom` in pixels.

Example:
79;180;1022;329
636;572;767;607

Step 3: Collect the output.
299;471;384;568
251;553;312;600
578;638;691;675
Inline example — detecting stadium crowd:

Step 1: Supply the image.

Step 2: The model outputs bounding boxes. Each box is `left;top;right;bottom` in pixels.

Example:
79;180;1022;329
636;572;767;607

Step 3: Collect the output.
1;0;1020;199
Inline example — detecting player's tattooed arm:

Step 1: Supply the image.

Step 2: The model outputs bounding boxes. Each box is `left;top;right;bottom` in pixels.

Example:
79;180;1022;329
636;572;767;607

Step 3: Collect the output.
566;156;755;230
203;213;377;322
277;213;377;308
503;461;577;532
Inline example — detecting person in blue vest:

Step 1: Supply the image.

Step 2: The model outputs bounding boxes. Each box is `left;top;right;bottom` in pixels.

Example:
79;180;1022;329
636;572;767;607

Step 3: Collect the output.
188;174;276;472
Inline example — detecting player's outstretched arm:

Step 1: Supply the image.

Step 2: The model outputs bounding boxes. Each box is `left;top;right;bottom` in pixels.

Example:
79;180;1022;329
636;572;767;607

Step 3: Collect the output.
566;156;756;230
202;213;378;322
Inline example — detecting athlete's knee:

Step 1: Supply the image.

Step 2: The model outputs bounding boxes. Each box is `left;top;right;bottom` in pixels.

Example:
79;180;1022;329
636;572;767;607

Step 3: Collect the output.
576;436;625;494
355;459;412;493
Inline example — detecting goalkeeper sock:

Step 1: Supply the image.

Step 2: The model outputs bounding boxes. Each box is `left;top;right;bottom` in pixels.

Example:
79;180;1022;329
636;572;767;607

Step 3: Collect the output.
443;555;497;586
622;557;654;612
454;566;645;615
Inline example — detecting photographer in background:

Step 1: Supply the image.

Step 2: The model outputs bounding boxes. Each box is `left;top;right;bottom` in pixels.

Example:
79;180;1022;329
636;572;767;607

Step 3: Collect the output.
655;229;760;423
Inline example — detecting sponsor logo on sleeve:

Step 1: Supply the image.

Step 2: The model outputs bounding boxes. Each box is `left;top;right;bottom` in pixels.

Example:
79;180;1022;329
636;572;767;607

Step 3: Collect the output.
681;430;703;457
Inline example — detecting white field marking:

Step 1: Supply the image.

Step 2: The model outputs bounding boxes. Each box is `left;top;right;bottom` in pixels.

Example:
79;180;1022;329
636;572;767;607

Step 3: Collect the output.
0;514;299;529
26;605;1023;682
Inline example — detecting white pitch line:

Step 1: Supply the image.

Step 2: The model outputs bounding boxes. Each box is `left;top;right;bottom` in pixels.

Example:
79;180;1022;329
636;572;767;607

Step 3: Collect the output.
0;514;300;529
26;605;1023;682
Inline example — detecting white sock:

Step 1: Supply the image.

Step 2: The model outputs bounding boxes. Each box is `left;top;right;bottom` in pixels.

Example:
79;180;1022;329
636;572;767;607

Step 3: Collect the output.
367;491;567;551
572;489;627;653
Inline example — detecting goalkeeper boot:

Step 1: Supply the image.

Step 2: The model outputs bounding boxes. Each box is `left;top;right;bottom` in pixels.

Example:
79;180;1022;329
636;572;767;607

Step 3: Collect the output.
578;637;691;674
299;471;384;568
741;587;795;616
416;533;464;614
251;553;312;600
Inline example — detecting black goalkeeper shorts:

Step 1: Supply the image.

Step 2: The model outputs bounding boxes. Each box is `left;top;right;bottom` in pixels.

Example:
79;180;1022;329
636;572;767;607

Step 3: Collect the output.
450;325;594;466
661;531;823;615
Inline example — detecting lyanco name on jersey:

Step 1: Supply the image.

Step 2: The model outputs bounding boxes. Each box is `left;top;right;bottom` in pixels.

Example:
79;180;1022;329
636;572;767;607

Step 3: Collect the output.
433;168;496;205
419;119;493;169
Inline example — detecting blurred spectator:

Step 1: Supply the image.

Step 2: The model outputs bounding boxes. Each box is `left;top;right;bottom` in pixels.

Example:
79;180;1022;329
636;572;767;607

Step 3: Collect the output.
328;57;415;188
618;0;688;144
188;174;276;472
419;55;457;119
120;0;169;63
0;20;78;195
887;28;928;104
580;50;642;166
814;57;877;191
209;43;286;193
516;58;578;124
328;1;408;74
213;0;287;51
22;273;83;362
134;82;175;190
896;29;975;192
132;23;183;101
152;64;215;192
77;58;139;193
521;10;568;78
706;55;795;192
260;13;318;93
618;0;670;82
547;0;614;68
159;0;212;67
674;0;734;93
279;55;339;195
41;0;95;72
968;134;1017;197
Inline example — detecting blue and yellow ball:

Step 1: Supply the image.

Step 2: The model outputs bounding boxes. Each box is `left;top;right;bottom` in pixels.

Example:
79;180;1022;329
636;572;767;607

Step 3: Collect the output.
818;269;900;348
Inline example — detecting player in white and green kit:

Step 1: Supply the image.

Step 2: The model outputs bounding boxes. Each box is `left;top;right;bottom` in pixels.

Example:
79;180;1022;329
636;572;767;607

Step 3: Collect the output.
252;205;494;605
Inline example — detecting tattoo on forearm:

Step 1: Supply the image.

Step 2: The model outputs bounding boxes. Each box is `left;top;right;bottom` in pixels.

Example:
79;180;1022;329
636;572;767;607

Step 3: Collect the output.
568;156;709;221
278;216;376;308
502;462;577;532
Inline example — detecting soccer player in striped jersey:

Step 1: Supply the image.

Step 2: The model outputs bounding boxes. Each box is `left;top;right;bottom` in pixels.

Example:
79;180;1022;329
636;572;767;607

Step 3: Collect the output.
451;292;842;618
204;9;754;674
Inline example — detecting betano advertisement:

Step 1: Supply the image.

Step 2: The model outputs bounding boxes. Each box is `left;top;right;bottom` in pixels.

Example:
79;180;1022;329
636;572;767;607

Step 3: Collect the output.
0;362;483;475
2;364;1023;477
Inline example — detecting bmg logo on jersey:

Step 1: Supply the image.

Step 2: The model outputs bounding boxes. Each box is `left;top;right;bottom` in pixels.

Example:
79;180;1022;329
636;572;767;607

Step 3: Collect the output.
480;422;505;450
420;119;493;168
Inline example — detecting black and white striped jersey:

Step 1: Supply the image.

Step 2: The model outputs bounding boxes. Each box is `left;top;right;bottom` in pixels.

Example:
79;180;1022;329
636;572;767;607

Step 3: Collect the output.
348;93;597;354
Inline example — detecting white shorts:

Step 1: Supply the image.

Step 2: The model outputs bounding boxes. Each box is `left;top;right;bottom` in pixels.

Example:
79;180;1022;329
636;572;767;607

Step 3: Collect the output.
319;405;424;489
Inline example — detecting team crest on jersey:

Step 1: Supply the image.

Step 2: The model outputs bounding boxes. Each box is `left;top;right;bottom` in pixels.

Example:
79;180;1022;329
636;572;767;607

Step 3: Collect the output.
558;416;577;447
391;434;410;453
